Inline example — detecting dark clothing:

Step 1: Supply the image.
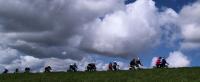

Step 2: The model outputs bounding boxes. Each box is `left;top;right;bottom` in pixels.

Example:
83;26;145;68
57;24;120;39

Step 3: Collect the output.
113;62;118;71
25;68;30;73
130;59;136;66
136;60;142;67
69;64;77;72
129;58;143;70
15;69;19;73
45;66;52;72
161;59;168;68
3;69;8;74
87;63;96;71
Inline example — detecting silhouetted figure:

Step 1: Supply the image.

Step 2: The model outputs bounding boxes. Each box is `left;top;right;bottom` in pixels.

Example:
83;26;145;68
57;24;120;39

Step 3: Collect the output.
86;63;96;71
136;58;143;69
160;57;169;68
15;68;19;73
44;66;52;73
156;57;162;68
25;67;30;73
108;62;113;71
112;61;119;71
130;58;136;70
129;58;143;70
68;63;78;72
3;69;8;74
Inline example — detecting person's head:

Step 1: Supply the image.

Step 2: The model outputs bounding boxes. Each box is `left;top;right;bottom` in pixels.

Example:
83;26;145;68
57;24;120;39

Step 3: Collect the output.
113;61;117;64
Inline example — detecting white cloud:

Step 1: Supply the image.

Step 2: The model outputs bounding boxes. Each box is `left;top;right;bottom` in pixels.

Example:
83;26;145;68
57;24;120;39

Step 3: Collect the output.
179;1;200;50
181;42;200;50
166;51;190;67
81;0;162;57
0;47;20;64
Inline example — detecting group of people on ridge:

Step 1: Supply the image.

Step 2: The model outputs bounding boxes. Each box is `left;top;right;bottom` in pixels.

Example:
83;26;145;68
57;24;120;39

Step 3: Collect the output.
1;57;169;74
155;57;169;68
108;61;120;71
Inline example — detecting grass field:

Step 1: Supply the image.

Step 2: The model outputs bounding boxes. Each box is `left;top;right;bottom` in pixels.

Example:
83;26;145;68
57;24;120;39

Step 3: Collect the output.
0;67;199;82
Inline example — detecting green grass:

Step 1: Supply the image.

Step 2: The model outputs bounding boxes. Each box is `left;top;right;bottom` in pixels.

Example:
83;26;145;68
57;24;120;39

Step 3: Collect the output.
0;67;199;82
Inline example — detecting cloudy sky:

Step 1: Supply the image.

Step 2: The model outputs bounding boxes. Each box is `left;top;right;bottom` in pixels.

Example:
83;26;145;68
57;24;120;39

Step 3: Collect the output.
0;0;199;72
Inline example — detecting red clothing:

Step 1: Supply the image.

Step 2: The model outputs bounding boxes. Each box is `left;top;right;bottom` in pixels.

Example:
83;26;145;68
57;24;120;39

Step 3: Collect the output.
108;64;113;70
156;59;161;65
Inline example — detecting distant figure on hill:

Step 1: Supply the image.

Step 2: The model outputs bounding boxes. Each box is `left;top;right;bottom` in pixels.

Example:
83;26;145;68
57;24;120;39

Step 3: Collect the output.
25;67;30;73
156;57;162;68
86;63;96;71
3;69;8;74
112;61;119;71
108;62;113;71
68;63;78;72
129;57;143;70
44;66;52;73
15;68;19;73
160;57;169;68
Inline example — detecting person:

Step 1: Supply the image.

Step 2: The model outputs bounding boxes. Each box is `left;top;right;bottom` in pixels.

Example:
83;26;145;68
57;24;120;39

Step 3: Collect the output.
25;67;30;73
3;69;8;74
130;57;143;70
108;62;113;71
87;63;96;71
44;66;52;73
129;58;136;70
136;57;143;69
112;61;119;71
68;63;78;72
15;68;19;73
161;57;169;68
73;63;78;72
156;57;161;68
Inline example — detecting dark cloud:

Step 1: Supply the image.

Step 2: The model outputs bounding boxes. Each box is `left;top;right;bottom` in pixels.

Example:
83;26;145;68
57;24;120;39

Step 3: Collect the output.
0;0;125;59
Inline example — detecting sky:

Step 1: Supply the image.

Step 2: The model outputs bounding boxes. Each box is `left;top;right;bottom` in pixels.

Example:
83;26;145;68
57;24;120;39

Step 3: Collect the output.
0;0;200;73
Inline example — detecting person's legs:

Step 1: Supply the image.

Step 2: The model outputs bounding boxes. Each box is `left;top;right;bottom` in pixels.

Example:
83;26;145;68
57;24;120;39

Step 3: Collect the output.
156;64;159;68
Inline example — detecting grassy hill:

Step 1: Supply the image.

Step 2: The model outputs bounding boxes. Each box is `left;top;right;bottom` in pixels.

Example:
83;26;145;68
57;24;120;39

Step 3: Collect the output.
0;67;199;82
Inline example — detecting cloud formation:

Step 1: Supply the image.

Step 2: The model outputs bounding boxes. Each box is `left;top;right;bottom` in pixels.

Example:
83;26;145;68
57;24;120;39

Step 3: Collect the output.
167;51;190;67
178;1;200;49
0;0;169;60
0;0;199;72
0;0;125;59
81;0;161;57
